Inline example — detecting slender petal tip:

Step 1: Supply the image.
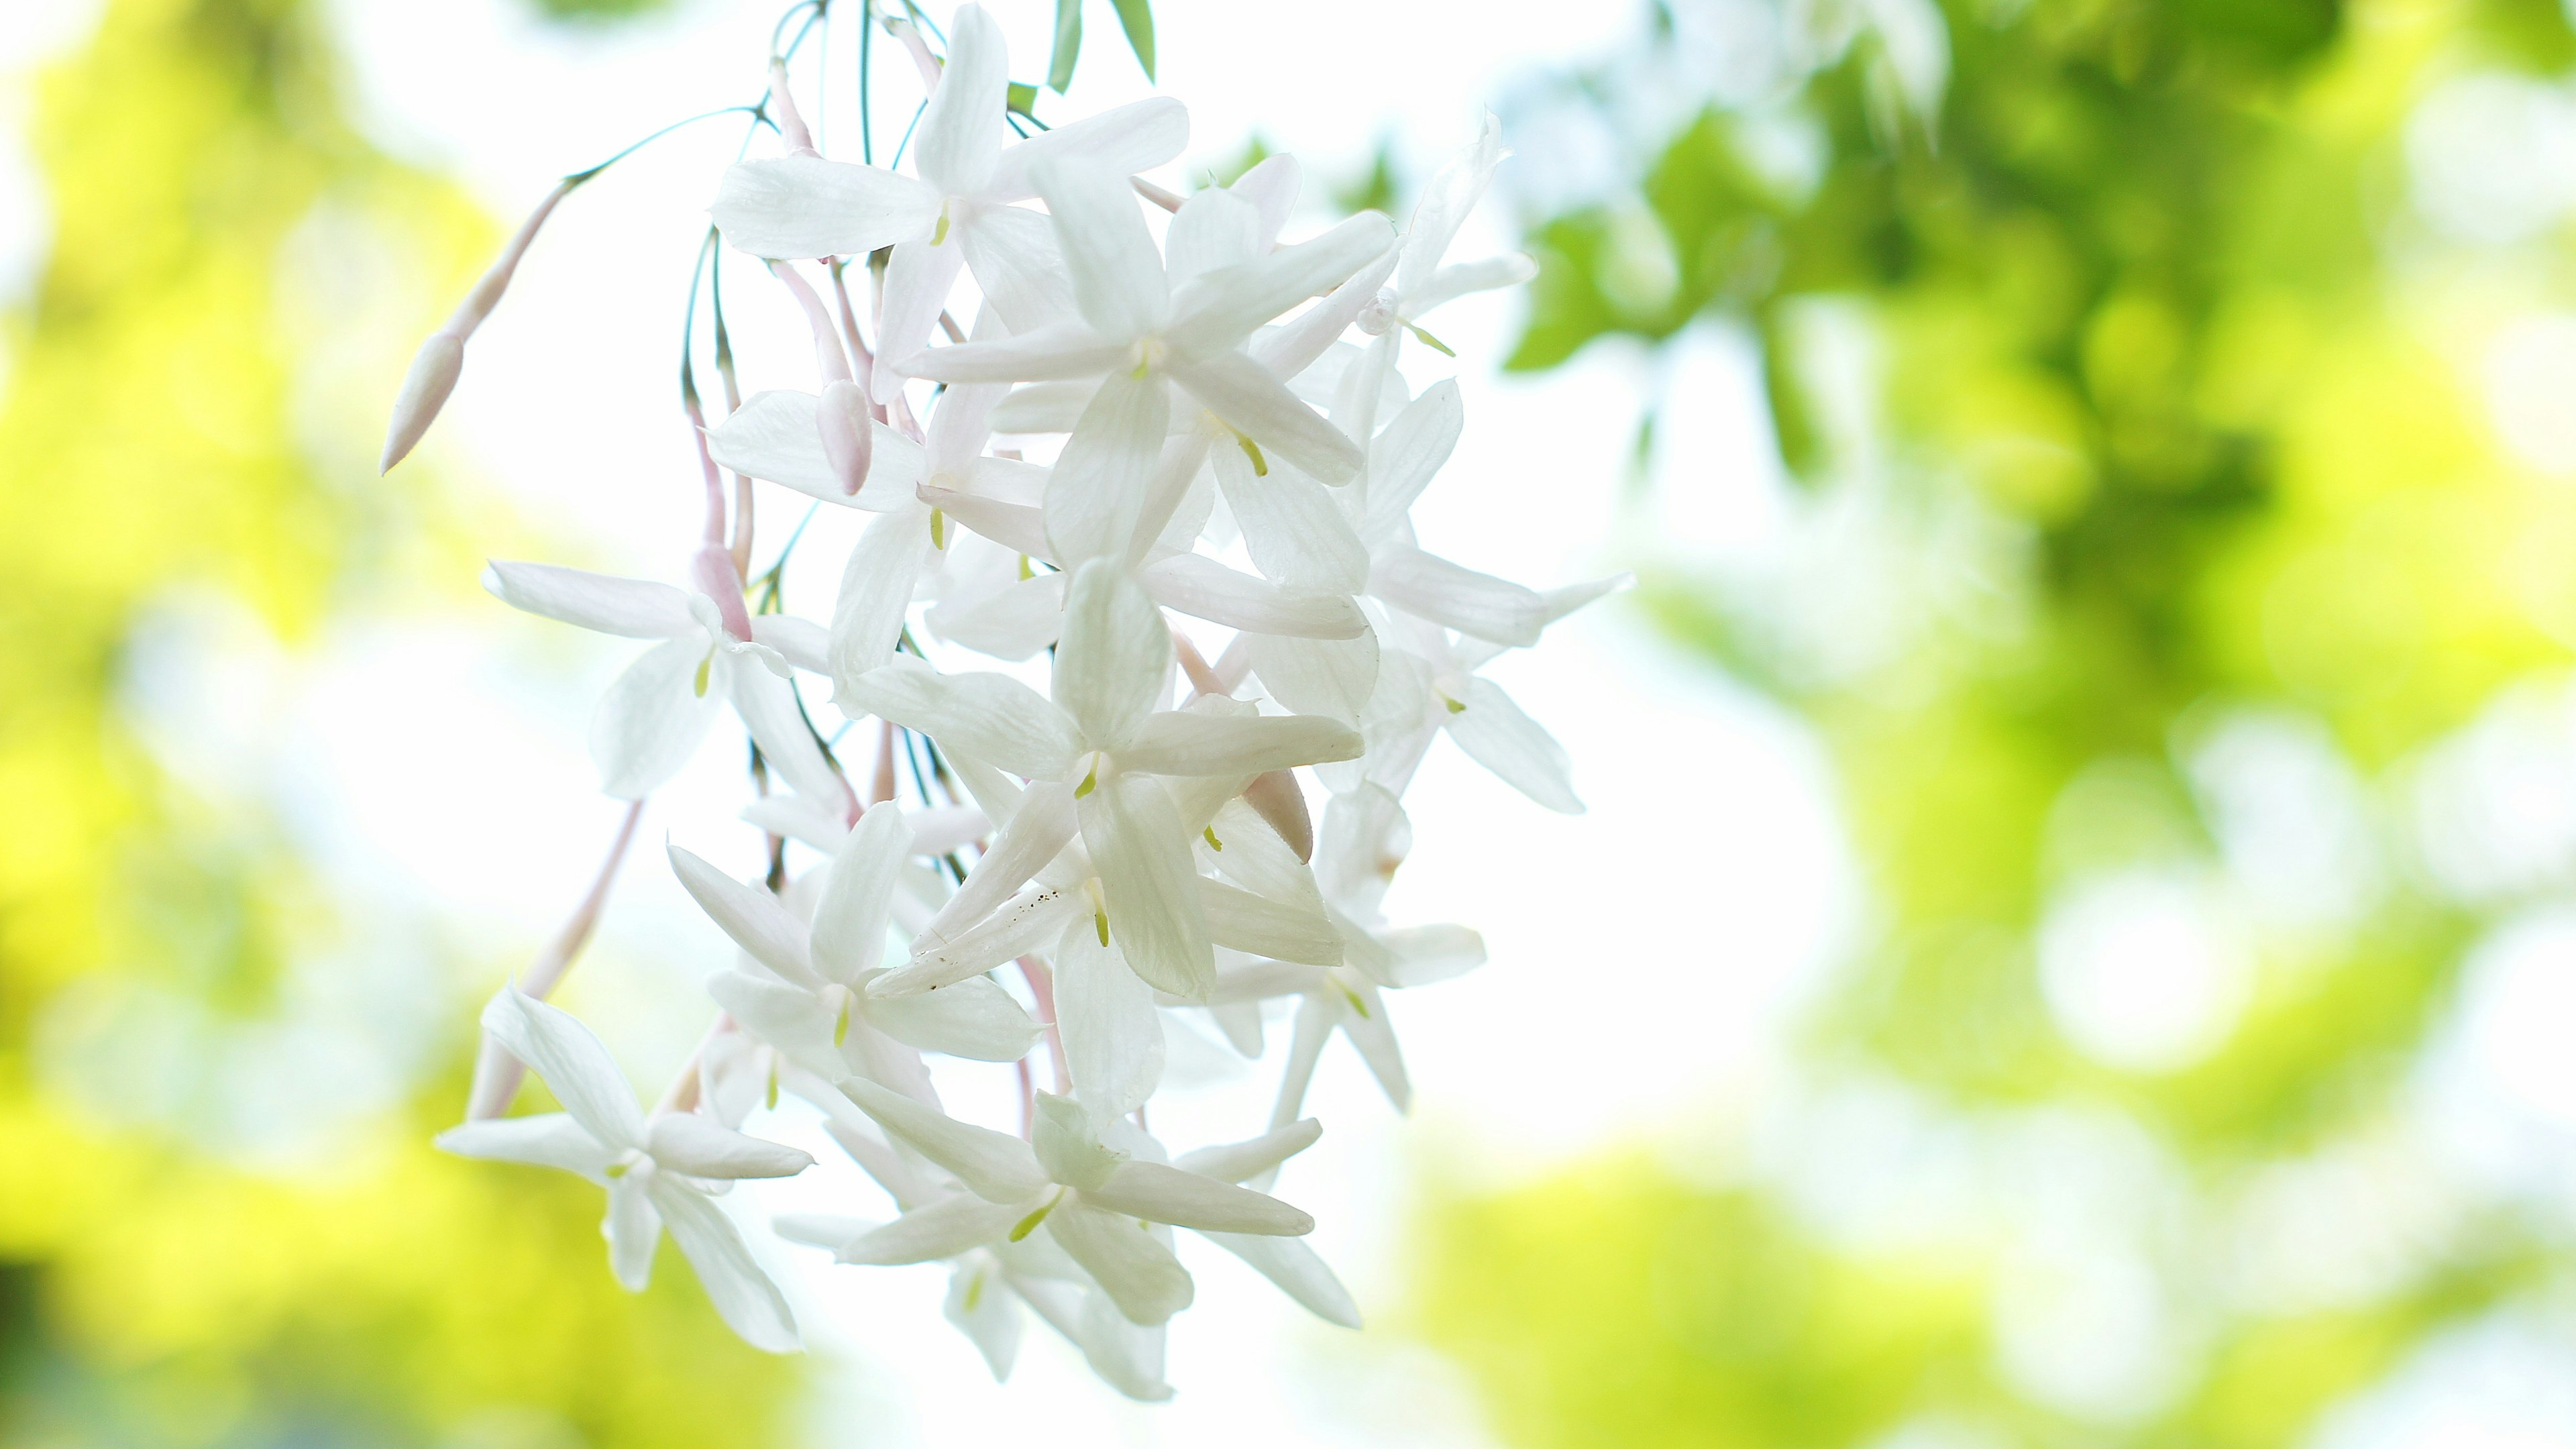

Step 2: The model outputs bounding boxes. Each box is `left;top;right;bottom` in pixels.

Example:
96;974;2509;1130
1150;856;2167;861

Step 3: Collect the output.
818;379;875;496
380;331;464;474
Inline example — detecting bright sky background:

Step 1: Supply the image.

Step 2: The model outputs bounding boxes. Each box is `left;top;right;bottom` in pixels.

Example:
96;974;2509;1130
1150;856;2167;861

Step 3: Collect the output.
10;1;2576;1445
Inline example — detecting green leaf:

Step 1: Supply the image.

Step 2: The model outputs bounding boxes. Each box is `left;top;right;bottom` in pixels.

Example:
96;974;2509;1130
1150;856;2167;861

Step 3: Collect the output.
1047;0;1082;94
1108;0;1155;81
1007;80;1040;118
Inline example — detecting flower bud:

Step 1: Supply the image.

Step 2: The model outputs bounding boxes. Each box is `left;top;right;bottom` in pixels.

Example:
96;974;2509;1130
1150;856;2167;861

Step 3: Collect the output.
688;545;756;643
818;378;873;496
1355;286;1399;337
379;331;464;473
1244;769;1314;862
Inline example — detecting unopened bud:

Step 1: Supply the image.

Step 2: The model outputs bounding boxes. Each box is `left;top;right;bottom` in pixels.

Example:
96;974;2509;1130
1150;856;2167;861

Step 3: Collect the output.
380;331;464;473
688;545;756;643
1355;286;1399;337
1243;769;1314;863
818;379;874;496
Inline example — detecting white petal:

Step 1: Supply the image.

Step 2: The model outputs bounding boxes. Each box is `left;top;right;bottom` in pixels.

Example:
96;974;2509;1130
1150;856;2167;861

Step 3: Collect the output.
1370;546;1544;647
1163;186;1262;284
1032;157;1167;341
1339;977;1411;1109
706;390;924;509
1362;379;1462;545
1382;923;1487;987
811;803;910;983
1397;113;1506;298
873;235;969;402
1200;879;1343;966
1081;1162;1311;1234
869;975;1042;1062
842;656;1081;780
1166;348;1361;485
712;155;940;258
1200;1232;1361;1328
1246;631;1379;726
1168;213;1396;354
590;636;722;799
1213;445;1368;593
988;378;1099;435
839;1193;1028;1265
1044;370;1172;566
647;1177;802;1352
841;1075;1051;1203
1173;1119;1321;1183
1118;711;1359;780
480;988;647;1151
945;1256;1025;1379
749;614;830;674
1045;1200;1193;1325
920;484;1049;557
484;561;690;638
916;780;1076;955
1314;780;1409;915
1229;154;1301;248
827;503;933;702
704;969;841;1081
1055;558;1169;746
956;202;1078;332
1057;918;1163;1118
912;3;1006;196
1201;796;1322;907
1137;553;1364;639
1254;250;1398;381
646;1111;815;1179
1444;676;1582;813
606;1177;661;1290
1079;774;1214;999
435;1112;619;1179
879;885;1081;995
1412;252;1537;315
984;97;1189;201
667;844;821;987
927;571;1065;659
1271;993;1332;1126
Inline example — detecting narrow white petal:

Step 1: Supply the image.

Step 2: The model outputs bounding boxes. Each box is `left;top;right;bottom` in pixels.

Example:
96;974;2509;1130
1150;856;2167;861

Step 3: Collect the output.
590;636;722;799
811;804;910;983
1201;1232;1362;1328
945;1256;1025;1380
1163;186;1262;284
841;1075;1051;1203
606;1177;661;1290
1054;558;1170;746
1199;796;1323;907
1362;379;1463;545
1444;676;1583;813
1118;712;1359;780
827;503;933;701
1245;631;1379;726
434;1113;619;1179
1254;250;1398;380
647;1178;802;1352
1044;370;1172;566
869;976;1042;1062
840;1193;1028;1265
956;202;1078;331
1079;774;1214;999
1369;546;1545;647
480;987;647;1151
1168;213;1396;354
1137;553;1364;639
1340;977;1412;1109
1045;1200;1193;1325
1083;1161;1311;1235
841;657;1081;781
646;1112;815;1180
1412;252;1537;315
1230;154;1301;249
927;572;1067;659
1166;348;1362;485
983;97;1189;201
873;235;969;402
1032;157;1167;340
1270;993;1332;1127
1213;445;1368;594
1382;923;1487;987
989;378;1099;434
912;3;1007;196
484;561;691;638
1173;1119;1321;1183
667;845;822;987
748;614;830;674
1057;919;1163;1119
879;884;1081;995
916;780;1076;954
1200;879;1343;966
902;319;1128;384
1396;113;1506;298
712;155;940;259
706;391;924;510
704;969;841;1082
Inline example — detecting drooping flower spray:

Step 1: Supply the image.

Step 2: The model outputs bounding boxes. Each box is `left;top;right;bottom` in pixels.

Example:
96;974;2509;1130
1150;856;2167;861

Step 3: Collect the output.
398;0;1615;1399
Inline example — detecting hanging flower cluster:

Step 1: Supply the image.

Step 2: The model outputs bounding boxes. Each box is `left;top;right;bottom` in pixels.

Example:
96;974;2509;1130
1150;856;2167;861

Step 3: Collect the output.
396;1;1615;1399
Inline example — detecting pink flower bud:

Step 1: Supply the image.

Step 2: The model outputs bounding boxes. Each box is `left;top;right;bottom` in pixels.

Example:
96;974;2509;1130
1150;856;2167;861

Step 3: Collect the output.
1244;769;1314;863
818;378;873;496
689;545;755;643
380;331;464;474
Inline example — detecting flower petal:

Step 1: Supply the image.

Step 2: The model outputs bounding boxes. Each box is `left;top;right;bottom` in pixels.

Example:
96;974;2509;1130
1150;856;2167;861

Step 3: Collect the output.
1044;370;1172;567
1118;711;1360;780
1136;553;1364;639
1166;347;1362;486
1056;917;1163;1119
826;503;934;702
1245;631;1380;726
1444;676;1582;814
945;1256;1024;1380
706;390;924;509
1413;252;1537;315
435;1112;620;1180
668;843;822;985
879;884;1082;995
1168;212;1395;354
1369;545;1544;647
1382;923;1487;987
873;234;970;402
712;155;941;259
1032;156;1167;341
869;976;1042;1062
811;802;910;983
842;657;1081;781
956;202;1079;332
1045;1199;1193;1325
1362;379;1462;545
1082;1161;1312;1235
1163;186;1263;284
915;780;1077;955
484;561;692;638
606;1177;661;1290
1172;1118;1322;1183
841;1193;1028;1265
1055;558;1169;746
647;1111;816;1180
984;97;1189;201
1079;773;1214;999
1199;1232;1361;1328
1213;445;1368;593
841;1075;1051;1203
480;987;647;1152
912;3;1008;196
646;1177;802;1352
590;636;723;799
1199;879;1343;966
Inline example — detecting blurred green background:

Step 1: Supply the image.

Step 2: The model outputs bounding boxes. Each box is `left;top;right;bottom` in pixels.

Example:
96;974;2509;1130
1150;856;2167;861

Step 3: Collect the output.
7;0;2576;1444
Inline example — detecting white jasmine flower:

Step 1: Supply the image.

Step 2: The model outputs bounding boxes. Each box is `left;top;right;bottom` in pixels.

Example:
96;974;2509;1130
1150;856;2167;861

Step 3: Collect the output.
436;988;814;1352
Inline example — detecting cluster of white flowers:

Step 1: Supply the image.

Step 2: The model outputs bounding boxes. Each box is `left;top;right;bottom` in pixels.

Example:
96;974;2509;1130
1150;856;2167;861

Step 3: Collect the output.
394;3;1615;1399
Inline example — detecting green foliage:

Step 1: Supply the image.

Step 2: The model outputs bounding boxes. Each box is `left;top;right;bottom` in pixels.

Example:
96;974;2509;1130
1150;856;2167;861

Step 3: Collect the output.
1413;0;2576;1442
1048;0;1157;93
521;0;673;23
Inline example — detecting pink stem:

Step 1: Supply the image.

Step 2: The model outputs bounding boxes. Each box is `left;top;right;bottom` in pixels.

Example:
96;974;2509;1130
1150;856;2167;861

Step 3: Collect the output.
767;58;818;158
771;262;854;383
465;798;647;1120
